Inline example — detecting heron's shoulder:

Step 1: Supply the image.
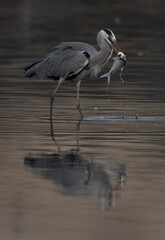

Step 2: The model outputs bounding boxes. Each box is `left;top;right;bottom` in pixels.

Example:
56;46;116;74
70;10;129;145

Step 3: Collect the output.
55;42;97;54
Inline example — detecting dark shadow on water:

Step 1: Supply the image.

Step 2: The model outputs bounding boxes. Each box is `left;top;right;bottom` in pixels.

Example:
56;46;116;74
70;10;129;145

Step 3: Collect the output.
24;120;126;211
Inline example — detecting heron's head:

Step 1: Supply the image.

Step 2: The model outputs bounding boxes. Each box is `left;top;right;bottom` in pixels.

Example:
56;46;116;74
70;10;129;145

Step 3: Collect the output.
98;29;121;54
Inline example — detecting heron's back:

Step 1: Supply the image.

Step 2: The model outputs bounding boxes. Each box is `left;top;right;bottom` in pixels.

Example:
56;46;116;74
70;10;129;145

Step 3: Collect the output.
24;41;97;81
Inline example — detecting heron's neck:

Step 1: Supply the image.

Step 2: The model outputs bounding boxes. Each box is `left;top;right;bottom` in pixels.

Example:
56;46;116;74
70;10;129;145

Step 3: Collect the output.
89;39;113;77
94;39;113;66
99;39;113;64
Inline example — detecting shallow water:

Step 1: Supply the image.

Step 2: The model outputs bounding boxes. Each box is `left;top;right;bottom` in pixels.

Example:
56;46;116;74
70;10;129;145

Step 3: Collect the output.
1;0;165;240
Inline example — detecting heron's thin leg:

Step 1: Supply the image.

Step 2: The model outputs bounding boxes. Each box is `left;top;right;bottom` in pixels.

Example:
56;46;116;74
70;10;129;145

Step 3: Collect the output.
76;118;82;152
50;78;64;120
76;80;83;119
50;117;61;154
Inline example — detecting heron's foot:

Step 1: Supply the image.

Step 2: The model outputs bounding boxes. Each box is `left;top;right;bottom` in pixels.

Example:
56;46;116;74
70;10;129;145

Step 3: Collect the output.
77;104;83;119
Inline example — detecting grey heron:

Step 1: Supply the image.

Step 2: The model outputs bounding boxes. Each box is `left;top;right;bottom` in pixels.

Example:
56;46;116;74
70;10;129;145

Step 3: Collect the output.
24;29;121;119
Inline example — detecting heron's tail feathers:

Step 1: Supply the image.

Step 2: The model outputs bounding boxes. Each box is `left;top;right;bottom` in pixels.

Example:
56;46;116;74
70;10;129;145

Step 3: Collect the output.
24;61;40;78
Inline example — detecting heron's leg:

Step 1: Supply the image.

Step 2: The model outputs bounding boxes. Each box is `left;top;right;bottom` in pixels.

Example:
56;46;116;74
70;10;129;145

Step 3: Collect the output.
50;78;64;120
76;118;82;152
76;80;83;119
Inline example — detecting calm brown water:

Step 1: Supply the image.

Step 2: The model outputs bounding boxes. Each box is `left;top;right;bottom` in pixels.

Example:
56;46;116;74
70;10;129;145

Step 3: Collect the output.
1;0;165;240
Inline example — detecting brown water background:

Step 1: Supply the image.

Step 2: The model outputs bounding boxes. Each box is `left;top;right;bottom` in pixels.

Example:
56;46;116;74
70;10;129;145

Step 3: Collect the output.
0;0;165;239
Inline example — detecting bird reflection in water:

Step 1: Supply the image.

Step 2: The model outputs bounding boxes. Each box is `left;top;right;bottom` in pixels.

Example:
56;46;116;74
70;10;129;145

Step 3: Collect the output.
24;120;126;210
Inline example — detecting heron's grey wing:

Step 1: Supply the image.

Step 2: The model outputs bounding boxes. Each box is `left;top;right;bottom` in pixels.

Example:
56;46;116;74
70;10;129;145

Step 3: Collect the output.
56;42;97;56
35;47;90;79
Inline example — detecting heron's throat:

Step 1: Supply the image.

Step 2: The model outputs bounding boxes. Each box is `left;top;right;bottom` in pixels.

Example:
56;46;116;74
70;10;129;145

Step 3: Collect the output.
89;40;112;78
99;39;113;65
102;39;113;64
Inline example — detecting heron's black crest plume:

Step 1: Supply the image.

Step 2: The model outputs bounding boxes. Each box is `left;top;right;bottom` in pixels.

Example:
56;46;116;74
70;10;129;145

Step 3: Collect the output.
103;29;113;37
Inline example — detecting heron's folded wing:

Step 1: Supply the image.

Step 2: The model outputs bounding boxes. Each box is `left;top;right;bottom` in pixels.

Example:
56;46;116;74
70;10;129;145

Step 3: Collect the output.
35;48;90;79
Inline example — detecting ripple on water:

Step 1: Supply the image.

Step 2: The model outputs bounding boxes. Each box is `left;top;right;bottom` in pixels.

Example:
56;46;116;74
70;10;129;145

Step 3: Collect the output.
84;115;165;121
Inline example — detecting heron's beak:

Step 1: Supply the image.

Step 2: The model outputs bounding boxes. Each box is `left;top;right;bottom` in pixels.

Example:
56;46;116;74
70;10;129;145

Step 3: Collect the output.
110;40;122;54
